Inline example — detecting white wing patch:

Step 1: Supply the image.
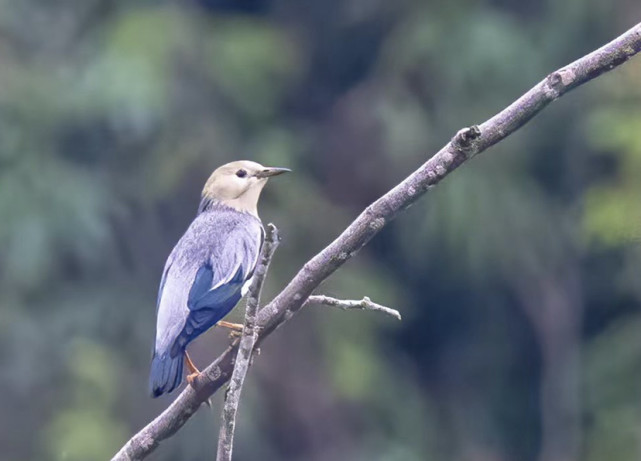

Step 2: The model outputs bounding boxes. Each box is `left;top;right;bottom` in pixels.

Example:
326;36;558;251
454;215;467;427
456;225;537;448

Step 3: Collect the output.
241;278;253;297
240;227;263;297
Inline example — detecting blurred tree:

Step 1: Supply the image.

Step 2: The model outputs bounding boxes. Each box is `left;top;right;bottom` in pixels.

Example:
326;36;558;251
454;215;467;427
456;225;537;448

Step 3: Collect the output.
0;1;639;460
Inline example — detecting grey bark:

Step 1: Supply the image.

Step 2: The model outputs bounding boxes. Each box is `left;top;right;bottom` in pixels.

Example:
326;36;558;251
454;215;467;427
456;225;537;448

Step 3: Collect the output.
216;224;280;461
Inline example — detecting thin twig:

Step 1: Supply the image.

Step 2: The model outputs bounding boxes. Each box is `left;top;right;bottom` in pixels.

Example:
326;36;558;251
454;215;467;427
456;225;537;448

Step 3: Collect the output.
306;295;401;321
216;224;280;461
111;22;641;461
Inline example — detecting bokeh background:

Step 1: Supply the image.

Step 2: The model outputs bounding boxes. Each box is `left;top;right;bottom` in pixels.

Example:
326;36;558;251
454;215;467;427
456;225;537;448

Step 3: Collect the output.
0;1;640;460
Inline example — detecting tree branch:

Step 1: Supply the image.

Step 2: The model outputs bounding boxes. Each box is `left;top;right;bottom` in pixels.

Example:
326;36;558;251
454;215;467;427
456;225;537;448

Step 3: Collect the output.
111;22;641;461
306;295;401;320
216;224;280;461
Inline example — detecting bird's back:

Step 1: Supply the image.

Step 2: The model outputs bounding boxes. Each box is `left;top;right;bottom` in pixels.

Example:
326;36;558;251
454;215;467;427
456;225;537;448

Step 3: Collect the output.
150;204;263;396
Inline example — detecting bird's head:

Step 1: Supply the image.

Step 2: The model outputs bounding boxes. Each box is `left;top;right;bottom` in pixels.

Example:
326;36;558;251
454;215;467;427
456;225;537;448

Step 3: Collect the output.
201;160;290;216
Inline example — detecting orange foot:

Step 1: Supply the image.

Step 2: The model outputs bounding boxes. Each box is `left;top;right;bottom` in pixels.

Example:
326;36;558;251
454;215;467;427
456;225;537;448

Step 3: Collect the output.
186;372;200;387
185;351;200;387
184;352;211;407
216;320;244;332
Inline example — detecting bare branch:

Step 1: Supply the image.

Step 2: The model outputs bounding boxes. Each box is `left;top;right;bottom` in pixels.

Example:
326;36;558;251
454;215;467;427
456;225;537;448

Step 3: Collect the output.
111;22;641;461
306;295;401;321
216;224;280;461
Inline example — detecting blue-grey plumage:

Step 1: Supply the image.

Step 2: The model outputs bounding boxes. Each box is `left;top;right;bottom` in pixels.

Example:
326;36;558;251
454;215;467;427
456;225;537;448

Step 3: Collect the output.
150;161;289;397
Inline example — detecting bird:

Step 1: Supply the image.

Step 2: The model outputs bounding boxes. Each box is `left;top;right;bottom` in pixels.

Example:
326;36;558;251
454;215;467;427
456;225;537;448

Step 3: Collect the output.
149;160;290;397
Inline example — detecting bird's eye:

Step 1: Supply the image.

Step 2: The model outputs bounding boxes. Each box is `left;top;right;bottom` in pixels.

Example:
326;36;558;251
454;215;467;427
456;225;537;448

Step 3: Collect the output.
236;169;248;178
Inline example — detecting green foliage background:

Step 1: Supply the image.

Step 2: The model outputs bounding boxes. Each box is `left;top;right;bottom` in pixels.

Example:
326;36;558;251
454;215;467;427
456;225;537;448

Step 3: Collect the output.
0;1;639;460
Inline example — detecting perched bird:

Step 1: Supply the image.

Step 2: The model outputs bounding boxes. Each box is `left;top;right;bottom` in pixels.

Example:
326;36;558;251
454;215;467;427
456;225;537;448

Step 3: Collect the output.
150;160;290;397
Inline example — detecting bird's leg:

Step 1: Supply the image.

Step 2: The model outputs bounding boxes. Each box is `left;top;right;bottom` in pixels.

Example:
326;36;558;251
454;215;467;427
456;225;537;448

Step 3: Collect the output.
217;320;244;339
185;351;213;408
216;320;244;332
185;351;200;386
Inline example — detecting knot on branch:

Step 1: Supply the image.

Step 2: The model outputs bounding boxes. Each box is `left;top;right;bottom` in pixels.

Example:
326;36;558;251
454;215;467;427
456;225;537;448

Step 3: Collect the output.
266;223;281;243
545;69;576;99
452;125;481;157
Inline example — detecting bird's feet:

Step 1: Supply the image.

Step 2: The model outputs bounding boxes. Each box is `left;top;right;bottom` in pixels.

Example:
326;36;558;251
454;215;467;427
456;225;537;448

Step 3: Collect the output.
216;320;244;337
186;372;200;387
216;320;244;332
186;371;212;407
184;352;211;406
184;351;200;386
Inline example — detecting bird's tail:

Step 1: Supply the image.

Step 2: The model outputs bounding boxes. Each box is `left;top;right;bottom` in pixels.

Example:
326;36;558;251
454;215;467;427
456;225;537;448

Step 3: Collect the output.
149;351;184;398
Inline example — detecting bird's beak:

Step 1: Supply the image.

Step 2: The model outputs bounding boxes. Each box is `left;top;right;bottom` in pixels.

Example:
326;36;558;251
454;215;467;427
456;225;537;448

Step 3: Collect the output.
255;167;291;179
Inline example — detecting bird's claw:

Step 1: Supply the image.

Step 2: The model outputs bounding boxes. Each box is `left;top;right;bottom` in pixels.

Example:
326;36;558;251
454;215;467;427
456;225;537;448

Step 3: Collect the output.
186;372;200;387
217;320;244;338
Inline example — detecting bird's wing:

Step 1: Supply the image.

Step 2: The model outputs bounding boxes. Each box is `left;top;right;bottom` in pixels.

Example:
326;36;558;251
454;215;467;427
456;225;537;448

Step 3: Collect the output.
154;209;263;358
186;243;251;311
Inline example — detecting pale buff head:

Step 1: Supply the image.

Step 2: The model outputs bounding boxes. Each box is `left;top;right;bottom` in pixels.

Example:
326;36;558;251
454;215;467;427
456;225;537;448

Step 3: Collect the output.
201;160;290;217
